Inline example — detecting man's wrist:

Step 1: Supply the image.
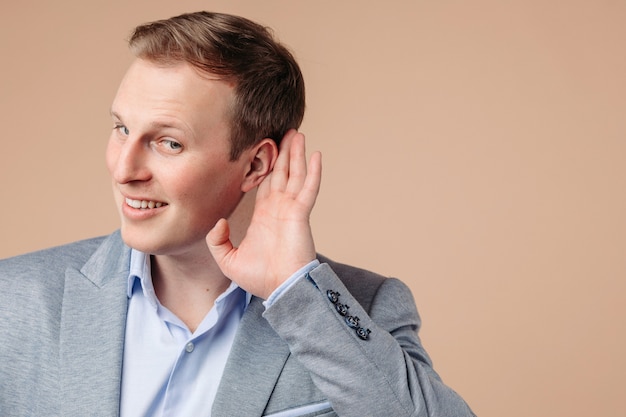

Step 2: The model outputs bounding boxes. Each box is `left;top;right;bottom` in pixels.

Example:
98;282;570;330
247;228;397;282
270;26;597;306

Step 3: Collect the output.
263;260;320;307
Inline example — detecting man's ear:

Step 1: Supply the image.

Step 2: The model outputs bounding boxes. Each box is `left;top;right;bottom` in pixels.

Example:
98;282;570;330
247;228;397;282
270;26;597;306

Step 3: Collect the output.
241;138;278;192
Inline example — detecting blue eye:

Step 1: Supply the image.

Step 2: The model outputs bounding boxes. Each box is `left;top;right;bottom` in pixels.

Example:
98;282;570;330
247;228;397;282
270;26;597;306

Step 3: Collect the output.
164;140;182;150
114;124;129;136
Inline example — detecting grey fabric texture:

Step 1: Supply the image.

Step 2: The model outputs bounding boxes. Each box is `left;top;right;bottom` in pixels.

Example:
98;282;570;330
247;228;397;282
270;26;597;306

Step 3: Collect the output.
0;232;474;417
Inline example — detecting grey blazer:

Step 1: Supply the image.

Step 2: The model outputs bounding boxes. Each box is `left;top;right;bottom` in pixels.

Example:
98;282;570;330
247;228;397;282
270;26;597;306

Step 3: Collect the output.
0;232;474;417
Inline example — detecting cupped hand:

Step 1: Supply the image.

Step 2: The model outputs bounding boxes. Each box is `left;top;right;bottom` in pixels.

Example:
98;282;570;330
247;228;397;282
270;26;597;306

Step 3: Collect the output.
207;130;322;299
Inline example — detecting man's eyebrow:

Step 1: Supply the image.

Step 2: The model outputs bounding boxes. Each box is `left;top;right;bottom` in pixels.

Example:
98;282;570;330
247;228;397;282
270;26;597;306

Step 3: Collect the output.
110;110;123;121
109;110;187;132
147;120;186;131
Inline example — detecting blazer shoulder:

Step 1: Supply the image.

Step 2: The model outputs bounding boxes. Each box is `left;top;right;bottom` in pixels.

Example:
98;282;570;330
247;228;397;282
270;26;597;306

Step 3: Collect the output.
0;232;122;283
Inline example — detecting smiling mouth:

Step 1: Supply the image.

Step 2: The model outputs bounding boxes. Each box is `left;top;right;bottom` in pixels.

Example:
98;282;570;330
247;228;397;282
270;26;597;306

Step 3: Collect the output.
125;198;168;209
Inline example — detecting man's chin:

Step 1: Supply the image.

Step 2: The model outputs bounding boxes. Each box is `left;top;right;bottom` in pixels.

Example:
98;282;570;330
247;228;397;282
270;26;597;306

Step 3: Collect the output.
120;229;158;254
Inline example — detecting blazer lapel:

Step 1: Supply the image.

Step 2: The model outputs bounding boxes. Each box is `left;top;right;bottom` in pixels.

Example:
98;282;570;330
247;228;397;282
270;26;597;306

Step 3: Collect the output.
59;232;130;417
212;296;291;417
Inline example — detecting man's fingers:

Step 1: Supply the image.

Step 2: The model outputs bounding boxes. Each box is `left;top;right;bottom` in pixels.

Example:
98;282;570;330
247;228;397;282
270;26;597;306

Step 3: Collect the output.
258;129;320;212
299;151;322;209
285;132;308;195
271;129;298;191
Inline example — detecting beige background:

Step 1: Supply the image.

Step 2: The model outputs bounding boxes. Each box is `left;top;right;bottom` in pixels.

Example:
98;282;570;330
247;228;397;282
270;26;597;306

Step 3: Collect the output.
1;1;624;416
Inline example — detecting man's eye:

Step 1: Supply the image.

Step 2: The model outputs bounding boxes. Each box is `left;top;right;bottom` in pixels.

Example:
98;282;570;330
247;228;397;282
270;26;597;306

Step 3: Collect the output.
164;140;182;151
165;140;182;150
115;125;129;136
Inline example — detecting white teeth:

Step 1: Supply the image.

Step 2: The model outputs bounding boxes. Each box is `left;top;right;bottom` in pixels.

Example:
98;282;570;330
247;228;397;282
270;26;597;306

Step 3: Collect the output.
125;198;166;210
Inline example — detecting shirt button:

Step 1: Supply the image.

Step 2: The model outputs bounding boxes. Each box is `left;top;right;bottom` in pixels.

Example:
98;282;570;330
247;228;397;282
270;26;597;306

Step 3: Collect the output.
185;342;195;353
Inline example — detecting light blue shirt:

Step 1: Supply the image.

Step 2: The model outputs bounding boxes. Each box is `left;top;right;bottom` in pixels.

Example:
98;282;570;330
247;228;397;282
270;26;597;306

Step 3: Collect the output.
120;249;318;417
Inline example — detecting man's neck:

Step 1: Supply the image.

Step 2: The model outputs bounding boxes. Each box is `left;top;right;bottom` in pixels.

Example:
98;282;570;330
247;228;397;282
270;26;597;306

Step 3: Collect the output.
150;251;231;333
147;191;256;332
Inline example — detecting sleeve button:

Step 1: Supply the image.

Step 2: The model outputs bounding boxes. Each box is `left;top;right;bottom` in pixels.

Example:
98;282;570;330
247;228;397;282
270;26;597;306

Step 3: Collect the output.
326;290;340;304
345;315;360;329
335;303;349;316
356;327;371;340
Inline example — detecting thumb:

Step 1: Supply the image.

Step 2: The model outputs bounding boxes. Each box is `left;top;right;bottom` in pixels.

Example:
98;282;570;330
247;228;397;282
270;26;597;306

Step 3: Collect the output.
206;218;234;267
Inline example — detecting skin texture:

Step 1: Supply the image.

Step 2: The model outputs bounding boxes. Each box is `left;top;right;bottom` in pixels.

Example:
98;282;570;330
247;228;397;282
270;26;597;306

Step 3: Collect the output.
106;58;321;329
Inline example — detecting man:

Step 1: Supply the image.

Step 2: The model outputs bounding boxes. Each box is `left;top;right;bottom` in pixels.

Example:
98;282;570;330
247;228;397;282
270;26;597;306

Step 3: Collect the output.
0;11;475;417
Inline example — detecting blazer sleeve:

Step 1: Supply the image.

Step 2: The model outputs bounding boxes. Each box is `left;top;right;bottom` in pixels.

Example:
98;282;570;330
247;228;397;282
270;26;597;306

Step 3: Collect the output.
262;262;475;417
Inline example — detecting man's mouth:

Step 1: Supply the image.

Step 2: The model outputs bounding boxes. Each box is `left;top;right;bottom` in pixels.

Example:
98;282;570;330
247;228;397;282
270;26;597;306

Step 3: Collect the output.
125;198;168;209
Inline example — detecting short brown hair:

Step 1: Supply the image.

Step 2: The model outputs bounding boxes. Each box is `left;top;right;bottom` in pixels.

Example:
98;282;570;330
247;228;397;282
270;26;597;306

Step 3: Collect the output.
129;11;305;160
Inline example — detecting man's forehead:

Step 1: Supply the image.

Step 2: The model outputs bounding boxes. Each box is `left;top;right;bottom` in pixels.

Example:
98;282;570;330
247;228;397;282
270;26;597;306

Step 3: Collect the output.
111;58;236;140
114;58;235;106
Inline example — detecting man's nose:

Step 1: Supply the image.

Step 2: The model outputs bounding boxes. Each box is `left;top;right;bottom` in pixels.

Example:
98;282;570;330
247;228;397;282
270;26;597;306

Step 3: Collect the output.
111;140;151;184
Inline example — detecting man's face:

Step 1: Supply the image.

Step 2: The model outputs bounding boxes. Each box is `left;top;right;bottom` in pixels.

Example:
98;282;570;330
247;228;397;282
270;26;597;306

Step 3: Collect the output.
106;58;250;257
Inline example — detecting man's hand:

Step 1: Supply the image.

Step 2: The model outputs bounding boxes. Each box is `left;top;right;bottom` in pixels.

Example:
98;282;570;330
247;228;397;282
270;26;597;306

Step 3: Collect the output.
207;130;322;299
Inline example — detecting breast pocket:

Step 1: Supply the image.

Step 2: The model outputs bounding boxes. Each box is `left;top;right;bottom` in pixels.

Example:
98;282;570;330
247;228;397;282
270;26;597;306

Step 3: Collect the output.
263;400;334;417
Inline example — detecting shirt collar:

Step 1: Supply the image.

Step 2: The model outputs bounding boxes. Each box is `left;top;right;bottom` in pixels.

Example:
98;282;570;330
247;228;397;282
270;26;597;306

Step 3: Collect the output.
126;249;252;307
